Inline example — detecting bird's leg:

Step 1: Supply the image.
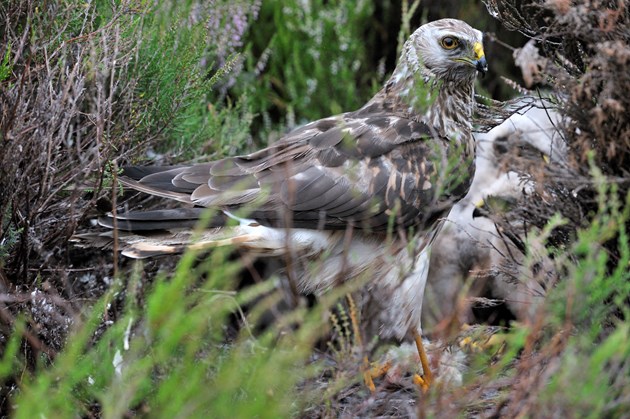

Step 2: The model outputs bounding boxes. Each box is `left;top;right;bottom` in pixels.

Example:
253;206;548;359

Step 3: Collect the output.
412;330;432;392
346;294;391;392
364;357;392;392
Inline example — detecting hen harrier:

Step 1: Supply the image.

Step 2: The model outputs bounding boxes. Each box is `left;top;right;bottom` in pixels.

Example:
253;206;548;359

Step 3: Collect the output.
78;18;487;390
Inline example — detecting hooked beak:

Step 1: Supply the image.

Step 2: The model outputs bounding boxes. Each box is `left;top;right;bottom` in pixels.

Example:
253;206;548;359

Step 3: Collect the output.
475;56;488;76
471;198;486;218
473;42;488;76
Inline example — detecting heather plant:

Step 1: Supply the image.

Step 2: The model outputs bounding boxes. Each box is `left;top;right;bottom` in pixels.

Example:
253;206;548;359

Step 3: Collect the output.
0;0;259;284
236;0;375;134
131;0;260;159
0;45;11;82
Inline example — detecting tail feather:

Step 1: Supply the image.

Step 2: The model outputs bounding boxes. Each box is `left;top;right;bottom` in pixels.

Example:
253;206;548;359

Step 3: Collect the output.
118;177;192;203
122;165;188;181
121;242;187;258
98;216;200;231
73;219;332;259
120;232;265;259
69;231;115;248
97;208;227;231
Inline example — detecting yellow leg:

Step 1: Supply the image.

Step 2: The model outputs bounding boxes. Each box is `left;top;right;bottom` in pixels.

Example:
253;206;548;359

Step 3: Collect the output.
413;330;432;392
362;355;393;392
347;294;392;392
363;355;376;392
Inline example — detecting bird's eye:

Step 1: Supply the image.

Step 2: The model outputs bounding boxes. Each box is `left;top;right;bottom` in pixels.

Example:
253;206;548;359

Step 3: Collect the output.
440;36;459;50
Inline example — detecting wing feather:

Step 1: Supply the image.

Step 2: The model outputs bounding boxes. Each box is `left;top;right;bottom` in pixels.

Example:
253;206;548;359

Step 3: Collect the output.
118;105;471;231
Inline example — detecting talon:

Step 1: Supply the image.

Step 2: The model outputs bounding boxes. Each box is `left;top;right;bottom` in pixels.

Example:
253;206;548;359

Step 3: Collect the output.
362;355;376;392
362;356;392;392
413;373;430;392
364;371;377;393
346;294;393;392
348;294;379;392
370;359;392;377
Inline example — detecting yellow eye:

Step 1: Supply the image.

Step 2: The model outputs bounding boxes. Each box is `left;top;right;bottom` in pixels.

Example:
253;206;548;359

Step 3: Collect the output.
440;36;459;49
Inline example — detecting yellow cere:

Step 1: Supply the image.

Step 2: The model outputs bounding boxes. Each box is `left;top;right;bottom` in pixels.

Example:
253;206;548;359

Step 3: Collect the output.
473;42;485;60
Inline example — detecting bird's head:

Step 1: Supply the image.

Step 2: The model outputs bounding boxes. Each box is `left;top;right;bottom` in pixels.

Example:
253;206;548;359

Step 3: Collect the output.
402;18;487;83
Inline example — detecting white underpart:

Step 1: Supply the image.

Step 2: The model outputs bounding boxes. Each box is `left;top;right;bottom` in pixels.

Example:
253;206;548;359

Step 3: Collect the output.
216;210;435;340
222;210;332;254
384;242;432;338
293;230;435;340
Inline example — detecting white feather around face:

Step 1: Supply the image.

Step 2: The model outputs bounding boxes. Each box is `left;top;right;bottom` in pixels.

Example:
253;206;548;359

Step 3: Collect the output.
404;19;484;80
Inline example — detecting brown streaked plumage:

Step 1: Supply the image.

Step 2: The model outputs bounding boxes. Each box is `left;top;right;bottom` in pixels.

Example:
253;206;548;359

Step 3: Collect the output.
75;19;487;354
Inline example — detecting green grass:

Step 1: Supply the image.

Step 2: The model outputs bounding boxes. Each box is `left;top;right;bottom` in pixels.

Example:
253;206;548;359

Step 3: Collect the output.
0;43;11;83
9;249;323;417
